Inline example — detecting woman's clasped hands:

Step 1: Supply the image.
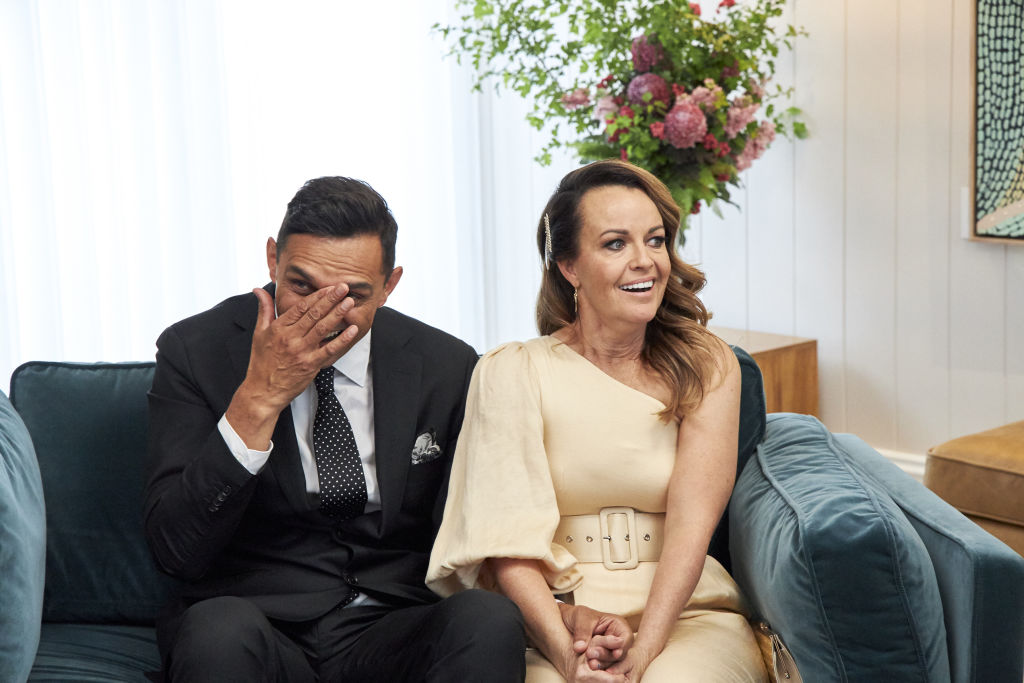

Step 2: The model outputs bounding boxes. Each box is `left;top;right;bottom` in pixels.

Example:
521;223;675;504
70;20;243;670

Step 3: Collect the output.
558;603;652;682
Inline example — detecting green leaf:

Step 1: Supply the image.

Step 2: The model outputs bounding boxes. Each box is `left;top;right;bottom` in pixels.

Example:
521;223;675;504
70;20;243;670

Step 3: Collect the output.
438;0;808;183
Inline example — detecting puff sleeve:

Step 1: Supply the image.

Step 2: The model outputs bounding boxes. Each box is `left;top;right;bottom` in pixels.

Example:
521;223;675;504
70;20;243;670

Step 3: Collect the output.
426;342;581;597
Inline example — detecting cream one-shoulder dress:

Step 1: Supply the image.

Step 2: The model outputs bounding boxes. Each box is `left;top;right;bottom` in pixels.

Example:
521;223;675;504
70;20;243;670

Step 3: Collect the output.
427;337;766;682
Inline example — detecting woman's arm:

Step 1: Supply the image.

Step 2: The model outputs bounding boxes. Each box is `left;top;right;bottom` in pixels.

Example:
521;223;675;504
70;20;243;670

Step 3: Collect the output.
609;340;741;679
491;558;627;683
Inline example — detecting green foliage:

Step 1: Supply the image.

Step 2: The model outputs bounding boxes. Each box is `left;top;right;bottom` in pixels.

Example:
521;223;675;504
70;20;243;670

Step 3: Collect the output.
435;0;808;227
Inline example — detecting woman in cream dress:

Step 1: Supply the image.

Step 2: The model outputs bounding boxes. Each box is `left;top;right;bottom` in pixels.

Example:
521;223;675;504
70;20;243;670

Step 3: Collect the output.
427;160;766;682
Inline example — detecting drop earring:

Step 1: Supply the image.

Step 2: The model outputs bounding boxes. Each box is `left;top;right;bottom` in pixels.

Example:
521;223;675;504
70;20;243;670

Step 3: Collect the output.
573;288;578;314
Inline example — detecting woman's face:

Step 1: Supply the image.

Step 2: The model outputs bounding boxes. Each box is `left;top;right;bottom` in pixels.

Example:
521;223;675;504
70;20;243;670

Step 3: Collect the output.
560;185;671;332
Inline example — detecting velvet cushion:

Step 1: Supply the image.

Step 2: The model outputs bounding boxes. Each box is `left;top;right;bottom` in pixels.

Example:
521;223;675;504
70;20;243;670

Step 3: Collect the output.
707;346;766;572
0;389;46;682
730;413;950;682
28;624;159;682
10;362;177;624
835;432;1024;683
732;346;767;477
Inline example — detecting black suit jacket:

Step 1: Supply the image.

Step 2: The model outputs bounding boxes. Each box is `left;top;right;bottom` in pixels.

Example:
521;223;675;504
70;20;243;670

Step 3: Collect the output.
144;285;478;625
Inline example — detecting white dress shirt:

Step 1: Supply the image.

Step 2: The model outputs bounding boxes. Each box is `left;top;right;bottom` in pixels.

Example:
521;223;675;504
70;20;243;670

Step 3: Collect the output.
218;331;381;511
218;332;384;608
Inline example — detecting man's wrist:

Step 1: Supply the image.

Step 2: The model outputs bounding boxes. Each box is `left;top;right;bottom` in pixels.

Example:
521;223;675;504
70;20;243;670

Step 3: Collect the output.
235;376;291;417
225;383;284;450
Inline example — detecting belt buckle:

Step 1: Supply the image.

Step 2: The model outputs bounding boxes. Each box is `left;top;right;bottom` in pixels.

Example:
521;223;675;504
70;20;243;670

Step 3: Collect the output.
598;506;639;570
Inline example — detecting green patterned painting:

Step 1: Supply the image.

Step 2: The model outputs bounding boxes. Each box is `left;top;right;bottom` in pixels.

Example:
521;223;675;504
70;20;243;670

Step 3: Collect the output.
974;0;1024;241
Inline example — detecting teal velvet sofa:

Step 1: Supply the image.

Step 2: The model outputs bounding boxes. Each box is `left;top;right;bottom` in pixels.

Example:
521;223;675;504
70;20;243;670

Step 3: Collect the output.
4;362;173;682
1;357;1022;682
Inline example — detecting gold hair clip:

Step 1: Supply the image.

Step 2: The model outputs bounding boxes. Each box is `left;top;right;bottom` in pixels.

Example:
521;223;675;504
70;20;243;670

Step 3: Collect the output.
544;213;552;270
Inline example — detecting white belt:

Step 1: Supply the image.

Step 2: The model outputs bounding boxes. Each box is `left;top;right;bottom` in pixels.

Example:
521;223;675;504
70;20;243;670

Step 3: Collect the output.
554;507;664;570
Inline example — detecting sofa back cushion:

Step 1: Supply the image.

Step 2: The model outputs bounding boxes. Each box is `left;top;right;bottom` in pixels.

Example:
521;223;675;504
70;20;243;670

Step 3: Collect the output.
730;413;950;682
10;361;177;624
707;345;766;572
0;389;46;682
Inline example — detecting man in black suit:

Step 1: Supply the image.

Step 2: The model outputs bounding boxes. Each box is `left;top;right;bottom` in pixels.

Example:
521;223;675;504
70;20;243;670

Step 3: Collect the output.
144;176;526;681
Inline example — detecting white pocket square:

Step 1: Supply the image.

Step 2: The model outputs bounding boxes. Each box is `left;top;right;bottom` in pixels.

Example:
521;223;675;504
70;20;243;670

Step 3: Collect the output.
411;429;442;464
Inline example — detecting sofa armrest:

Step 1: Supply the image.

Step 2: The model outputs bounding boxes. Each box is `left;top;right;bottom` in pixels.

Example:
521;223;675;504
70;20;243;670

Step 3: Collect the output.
729;413;950;682
834;433;1024;683
0;390;46;683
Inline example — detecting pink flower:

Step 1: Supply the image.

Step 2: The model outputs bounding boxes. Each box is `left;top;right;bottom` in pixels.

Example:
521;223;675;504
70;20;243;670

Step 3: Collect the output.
619;105;636;119
724;100;759;138
592;95;618;121
719;0;736;8
748;79;766;99
621;148;629;160
598;74;616;89
560;88;590;110
650;121;666;139
722;61;740;79
690;3;702;16
626;73;671;106
735;144;756;171
631;35;663;72
664;101;707;149
691;201;702;215
734;121;777;170
689;82;723;111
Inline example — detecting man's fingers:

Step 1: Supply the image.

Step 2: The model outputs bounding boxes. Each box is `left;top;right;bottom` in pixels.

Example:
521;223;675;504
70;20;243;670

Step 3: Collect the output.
253;288;275;331
295;285;350;334
312;295;355;341
276;286;327;325
319;324;360;360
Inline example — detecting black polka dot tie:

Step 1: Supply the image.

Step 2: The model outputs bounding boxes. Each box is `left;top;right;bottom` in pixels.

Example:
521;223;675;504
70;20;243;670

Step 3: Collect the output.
313;367;367;519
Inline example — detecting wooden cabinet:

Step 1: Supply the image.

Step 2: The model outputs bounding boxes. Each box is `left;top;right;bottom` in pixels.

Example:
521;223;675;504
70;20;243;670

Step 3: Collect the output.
711;327;819;417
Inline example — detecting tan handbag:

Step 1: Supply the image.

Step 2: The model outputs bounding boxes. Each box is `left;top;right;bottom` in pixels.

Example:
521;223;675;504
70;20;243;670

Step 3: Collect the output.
752;621;802;683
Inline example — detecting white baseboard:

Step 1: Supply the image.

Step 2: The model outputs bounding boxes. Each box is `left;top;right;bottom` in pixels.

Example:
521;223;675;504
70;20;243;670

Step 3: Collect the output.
876;448;927;482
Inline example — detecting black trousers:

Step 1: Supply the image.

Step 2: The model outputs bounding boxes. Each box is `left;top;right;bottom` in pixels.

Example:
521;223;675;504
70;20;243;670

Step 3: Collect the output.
167;590;526;683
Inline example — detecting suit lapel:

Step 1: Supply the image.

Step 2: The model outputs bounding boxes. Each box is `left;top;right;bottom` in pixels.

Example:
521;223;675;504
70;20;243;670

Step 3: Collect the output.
228;284;310;513
226;282;273;382
371;309;421;531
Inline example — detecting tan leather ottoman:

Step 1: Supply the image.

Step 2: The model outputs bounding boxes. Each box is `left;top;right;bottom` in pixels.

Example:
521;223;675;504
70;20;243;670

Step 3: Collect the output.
925;420;1024;556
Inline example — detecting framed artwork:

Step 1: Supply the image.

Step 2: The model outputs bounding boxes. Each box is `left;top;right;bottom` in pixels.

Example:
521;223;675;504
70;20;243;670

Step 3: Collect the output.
972;0;1024;243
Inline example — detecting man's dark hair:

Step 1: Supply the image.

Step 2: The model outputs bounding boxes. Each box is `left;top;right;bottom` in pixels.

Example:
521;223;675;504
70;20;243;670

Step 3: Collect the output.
277;176;398;273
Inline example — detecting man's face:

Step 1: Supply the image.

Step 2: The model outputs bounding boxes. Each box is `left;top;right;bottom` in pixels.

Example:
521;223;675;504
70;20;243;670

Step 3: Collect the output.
266;233;402;355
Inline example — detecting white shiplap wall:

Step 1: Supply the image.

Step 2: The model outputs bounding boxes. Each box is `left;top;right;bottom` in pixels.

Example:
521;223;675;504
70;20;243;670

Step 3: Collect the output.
482;0;1024;457
686;0;1024;454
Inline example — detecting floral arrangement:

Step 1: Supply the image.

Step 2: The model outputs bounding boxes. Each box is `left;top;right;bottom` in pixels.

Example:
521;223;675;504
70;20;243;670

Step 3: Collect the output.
436;0;807;229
